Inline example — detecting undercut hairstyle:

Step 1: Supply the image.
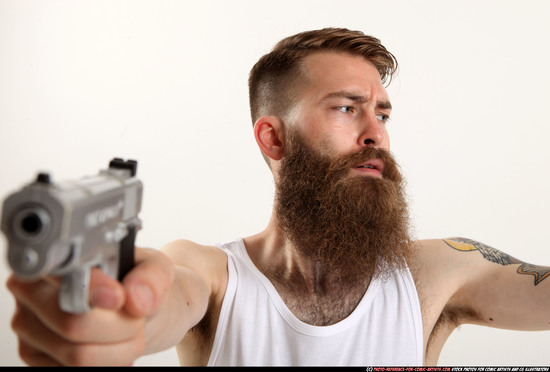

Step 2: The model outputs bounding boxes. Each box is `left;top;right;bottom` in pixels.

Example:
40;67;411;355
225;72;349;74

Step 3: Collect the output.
248;28;398;126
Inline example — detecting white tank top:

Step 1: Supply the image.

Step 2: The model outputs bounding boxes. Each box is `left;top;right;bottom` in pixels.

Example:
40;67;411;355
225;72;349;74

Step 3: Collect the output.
208;238;424;366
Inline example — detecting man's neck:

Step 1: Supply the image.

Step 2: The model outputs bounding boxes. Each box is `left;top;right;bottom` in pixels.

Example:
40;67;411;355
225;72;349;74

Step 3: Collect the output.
243;216;372;325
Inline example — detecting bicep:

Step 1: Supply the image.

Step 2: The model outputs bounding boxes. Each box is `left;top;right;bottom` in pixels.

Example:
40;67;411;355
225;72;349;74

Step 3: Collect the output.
160;240;229;361
142;242;217;354
445;237;550;331
144;240;227;353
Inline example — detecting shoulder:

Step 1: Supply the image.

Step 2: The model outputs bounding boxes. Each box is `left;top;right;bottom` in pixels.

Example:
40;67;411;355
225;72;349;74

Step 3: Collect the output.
161;239;229;296
410;237;494;273
408;238;465;307
410;237;518;285
409;237;501;299
161;239;228;265
408;238;494;323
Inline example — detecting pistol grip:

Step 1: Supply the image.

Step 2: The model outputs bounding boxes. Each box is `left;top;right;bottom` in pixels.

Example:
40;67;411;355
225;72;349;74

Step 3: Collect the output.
57;224;137;313
118;224;137;281
59;267;91;314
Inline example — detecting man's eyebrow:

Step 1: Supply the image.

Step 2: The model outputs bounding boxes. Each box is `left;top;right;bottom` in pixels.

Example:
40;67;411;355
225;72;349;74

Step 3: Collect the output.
377;100;392;110
321;91;392;110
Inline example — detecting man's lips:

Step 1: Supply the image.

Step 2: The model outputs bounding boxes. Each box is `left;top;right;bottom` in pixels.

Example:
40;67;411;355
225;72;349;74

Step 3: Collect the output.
354;158;384;178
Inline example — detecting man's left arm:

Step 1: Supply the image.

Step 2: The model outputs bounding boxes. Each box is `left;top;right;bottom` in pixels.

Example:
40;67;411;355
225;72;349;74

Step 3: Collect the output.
442;237;550;331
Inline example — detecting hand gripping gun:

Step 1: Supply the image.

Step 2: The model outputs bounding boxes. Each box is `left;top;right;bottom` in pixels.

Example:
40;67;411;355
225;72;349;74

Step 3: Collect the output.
1;158;143;313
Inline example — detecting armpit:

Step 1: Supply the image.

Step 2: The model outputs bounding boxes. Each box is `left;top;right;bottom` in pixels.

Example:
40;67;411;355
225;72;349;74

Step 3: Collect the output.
425;304;482;364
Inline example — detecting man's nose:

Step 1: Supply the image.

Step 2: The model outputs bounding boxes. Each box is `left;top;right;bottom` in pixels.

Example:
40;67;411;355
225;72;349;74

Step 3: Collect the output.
357;113;385;148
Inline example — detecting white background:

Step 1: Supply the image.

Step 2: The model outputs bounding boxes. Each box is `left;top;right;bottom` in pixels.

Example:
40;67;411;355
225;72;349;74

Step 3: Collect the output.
1;0;549;366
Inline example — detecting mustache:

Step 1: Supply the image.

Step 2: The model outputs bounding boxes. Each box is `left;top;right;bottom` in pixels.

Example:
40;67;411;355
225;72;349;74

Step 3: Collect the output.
327;146;400;181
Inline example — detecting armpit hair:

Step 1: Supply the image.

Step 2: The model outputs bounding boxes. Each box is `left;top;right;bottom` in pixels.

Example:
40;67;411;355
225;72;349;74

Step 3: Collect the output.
188;294;217;345
428;304;482;349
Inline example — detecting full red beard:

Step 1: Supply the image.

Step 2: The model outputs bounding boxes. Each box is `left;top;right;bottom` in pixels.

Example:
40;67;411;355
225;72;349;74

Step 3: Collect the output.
274;128;412;280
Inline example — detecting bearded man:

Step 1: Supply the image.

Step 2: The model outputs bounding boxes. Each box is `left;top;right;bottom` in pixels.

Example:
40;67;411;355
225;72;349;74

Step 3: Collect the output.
8;28;550;366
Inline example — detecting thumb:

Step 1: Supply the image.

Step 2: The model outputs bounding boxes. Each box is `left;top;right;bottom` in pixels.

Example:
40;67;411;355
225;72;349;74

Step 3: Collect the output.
122;247;175;317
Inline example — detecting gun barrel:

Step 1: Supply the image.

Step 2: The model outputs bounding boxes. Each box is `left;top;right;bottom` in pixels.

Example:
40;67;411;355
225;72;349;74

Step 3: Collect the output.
13;205;51;240
9;205;53;273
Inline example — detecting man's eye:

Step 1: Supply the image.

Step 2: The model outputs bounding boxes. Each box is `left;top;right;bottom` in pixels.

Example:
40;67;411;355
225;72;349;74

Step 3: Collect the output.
376;114;390;123
336;106;354;114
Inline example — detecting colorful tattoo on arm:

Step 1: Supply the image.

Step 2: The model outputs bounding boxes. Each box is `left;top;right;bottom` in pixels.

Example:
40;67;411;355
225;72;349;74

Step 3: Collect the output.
443;237;550;286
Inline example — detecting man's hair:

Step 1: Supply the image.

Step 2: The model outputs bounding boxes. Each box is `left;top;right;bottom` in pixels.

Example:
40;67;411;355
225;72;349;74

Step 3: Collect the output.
248;28;398;125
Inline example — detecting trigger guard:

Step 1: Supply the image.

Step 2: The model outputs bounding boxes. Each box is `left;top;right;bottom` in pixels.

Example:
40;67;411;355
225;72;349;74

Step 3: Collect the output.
59;267;91;313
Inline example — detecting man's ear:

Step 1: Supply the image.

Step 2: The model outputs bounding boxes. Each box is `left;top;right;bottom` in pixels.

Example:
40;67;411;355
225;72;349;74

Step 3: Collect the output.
253;116;285;161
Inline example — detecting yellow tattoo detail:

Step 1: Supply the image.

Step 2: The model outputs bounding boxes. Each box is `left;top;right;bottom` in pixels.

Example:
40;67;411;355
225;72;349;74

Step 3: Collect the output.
443;238;478;252
443;237;520;266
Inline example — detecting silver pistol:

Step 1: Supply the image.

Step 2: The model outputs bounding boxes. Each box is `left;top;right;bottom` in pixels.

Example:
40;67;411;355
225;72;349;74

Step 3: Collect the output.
1;158;143;313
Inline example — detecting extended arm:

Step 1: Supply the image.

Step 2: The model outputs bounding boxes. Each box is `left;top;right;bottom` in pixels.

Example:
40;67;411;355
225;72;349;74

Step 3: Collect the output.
415;238;550;364
7;243;218;366
443;237;550;330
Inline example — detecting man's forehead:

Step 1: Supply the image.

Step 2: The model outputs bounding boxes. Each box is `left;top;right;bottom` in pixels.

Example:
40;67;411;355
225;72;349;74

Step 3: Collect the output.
300;51;390;102
302;51;382;79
